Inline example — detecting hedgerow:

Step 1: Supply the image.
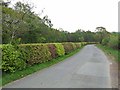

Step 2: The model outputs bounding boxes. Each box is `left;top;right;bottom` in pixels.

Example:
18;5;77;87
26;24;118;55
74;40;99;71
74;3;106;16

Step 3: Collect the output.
47;44;58;58
20;44;52;65
101;34;119;50
2;44;26;73
75;43;81;48
72;43;77;50
54;43;65;56
2;42;92;73
62;42;75;54
107;35;118;49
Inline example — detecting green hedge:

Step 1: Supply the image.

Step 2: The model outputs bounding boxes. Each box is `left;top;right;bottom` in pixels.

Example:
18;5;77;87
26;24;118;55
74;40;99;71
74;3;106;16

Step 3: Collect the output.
2;42;92;73
2;44;26;73
62;42;76;54
107;35;118;49
101;34;119;50
20;44;52;65
75;43;81;48
54;43;65;56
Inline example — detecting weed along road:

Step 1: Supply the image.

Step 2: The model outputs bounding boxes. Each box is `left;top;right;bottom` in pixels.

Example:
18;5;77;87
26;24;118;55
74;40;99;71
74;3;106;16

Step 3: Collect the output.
3;45;111;88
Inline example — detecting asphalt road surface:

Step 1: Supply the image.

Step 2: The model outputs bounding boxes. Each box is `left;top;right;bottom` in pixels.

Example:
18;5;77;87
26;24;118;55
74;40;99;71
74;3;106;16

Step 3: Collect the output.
3;45;111;88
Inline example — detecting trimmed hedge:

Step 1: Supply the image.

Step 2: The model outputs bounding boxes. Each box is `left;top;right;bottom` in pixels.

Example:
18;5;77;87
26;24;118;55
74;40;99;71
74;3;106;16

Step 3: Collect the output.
2;44;26;73
62;42;75;54
20;44;52;65
2;42;95;73
47;44;58;58
54;43;65;56
72;43;77;50
75;43;81;48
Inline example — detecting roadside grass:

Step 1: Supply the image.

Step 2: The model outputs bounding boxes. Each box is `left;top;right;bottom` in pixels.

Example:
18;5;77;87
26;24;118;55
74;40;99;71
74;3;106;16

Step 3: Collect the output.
96;44;119;62
1;46;84;86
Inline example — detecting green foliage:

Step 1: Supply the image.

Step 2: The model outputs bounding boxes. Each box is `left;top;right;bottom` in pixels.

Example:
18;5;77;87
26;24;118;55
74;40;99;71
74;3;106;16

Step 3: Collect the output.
2;5;30;44
2;44;26;73
97;45;119;62
20;44;52;65
95;27;109;44
107;34;118;49
1;42;93;73
55;43;65;56
62;42;76;54
72;43;77;50
75;43;81;48
81;42;87;46
102;37;110;46
101;33;119;50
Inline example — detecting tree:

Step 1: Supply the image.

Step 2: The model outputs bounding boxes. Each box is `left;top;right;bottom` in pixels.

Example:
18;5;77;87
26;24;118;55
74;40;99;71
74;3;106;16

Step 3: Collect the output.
0;1;11;7
42;15;53;28
2;6;21;44
14;1;34;20
2;1;35;44
95;27;109;44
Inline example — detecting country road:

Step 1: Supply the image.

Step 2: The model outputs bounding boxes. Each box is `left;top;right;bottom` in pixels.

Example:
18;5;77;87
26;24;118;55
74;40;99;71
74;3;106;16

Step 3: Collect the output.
3;45;111;88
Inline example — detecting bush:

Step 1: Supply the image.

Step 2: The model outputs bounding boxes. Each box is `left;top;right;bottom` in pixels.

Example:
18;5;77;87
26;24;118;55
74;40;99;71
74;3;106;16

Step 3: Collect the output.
72;43;77;50
75;43;81;48
55;43;65;56
47;44;58;58
62;42;75;54
81;42;87;46
20;44;52;65
108;35;118;49
102;37;110;46
2;44;26;73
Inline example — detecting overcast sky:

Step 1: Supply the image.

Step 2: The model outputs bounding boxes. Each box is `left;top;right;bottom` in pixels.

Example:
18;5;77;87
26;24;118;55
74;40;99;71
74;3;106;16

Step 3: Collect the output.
9;0;119;32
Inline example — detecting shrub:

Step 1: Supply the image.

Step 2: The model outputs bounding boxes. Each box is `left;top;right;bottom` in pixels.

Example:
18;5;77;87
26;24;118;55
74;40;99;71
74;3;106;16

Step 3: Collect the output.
75;43;81;48
108;35;118;49
47;44;58;58
102;37;110;46
62;42;76;54
20;44;52;65
2;44;26;73
81;42;84;46
54;43;65;56
72;43;77;50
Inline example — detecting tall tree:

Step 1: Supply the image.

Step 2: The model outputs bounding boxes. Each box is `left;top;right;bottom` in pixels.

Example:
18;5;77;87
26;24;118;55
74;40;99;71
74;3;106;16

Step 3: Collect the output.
95;27;109;43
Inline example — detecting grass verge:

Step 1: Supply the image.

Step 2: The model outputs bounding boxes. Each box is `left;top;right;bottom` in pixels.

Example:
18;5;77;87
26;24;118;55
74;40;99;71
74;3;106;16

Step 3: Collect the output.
1;46;83;86
96;44;119;88
96;44;119;62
